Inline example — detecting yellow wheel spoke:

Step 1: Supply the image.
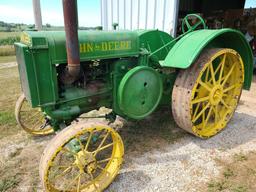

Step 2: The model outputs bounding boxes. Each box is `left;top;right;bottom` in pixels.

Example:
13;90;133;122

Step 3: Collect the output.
221;64;236;86
88;172;100;192
76;136;87;157
52;164;71;169
62;147;77;156
77;174;81;192
193;102;210;123
76;136;84;150
220;98;230;109
85;131;93;151
93;143;114;155
97;158;111;164
212;105;218;124
24;113;40;124
97;165;105;170
223;83;241;93
52;166;73;181
204;106;213;127
191;96;209;105
214;60;223;75
66;173;81;191
202;103;206;124
89;172;94;180
198;80;212;91
209;63;216;85
218;53;226;83
96;132;110;152
31;120;43;130
193;103;201;120
97;165;109;174
205;66;210;82
25;111;41;121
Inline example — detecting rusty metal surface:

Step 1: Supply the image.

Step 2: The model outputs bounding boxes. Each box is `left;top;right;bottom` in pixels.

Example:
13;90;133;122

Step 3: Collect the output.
171;50;213;135
62;0;80;83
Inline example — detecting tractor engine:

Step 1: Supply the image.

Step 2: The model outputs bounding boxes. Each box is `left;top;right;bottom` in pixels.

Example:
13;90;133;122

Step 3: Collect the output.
15;29;176;129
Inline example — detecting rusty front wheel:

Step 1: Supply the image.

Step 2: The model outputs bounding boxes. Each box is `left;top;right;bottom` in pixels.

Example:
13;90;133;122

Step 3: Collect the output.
40;122;124;192
172;48;244;138
15;93;54;136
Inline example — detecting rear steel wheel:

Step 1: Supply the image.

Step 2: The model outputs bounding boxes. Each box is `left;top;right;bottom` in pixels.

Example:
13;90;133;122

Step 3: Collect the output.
40;122;124;192
15;93;54;136
172;48;244;138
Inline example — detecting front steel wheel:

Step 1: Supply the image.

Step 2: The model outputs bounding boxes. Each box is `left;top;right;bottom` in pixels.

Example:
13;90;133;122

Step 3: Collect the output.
172;48;244;138
15;94;54;136
40;122;124;192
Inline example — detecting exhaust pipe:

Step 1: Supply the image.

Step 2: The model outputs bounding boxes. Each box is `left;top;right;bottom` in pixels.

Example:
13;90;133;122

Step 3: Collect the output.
61;0;80;84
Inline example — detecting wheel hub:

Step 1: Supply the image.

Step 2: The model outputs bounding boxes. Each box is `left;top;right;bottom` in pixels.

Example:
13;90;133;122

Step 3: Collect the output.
75;151;97;174
210;85;223;105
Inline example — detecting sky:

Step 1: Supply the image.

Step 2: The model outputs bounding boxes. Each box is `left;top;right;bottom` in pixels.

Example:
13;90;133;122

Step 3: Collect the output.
0;0;256;27
0;0;101;27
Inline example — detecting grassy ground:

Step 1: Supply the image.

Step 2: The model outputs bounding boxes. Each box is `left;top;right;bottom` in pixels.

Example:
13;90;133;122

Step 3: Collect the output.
0;67;20;191
0;66;21;138
0;46;15;56
0;32;20;58
0;32;21;40
0;65;39;192
0;56;16;63
206;152;256;192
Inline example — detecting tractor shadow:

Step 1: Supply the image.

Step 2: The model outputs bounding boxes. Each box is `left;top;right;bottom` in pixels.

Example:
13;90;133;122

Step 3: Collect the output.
114;107;188;156
113;105;256;166
191;111;256;150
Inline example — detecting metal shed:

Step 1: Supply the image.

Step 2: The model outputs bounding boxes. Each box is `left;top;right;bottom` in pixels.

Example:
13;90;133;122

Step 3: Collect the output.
101;0;246;36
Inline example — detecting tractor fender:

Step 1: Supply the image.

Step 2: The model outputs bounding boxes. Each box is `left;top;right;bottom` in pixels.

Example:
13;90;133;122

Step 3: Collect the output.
162;29;253;90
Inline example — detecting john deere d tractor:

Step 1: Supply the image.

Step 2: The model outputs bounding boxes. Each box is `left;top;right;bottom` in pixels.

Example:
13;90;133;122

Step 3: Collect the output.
14;1;253;191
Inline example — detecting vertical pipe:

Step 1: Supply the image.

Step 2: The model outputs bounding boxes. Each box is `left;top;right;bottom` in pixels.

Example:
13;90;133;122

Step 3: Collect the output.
111;0;114;26
124;0;126;29
173;0;180;37
100;0;103;27
162;0;167;31
145;0;148;29
153;0;157;28
104;0;108;30
117;0;120;27
62;0;80;83
130;0;133;30
32;0;42;30
137;0;140;29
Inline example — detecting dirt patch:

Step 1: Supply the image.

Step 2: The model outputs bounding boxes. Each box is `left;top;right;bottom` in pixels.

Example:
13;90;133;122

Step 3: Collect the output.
205;151;256;192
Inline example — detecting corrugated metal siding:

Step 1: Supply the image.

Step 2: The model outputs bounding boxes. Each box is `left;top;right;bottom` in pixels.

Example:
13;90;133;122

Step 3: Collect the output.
101;0;179;36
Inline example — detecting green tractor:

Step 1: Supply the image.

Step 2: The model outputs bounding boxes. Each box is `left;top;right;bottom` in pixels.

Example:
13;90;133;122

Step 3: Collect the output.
14;1;253;191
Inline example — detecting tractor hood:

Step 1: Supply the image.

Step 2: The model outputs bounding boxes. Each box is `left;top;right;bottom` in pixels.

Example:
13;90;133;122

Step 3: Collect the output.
20;30;140;63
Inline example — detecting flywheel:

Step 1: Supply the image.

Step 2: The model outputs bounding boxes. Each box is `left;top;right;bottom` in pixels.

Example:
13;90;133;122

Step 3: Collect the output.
118;66;163;119
172;48;244;138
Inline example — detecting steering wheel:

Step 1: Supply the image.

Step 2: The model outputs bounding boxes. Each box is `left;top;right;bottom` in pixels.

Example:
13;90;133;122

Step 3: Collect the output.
182;14;207;34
